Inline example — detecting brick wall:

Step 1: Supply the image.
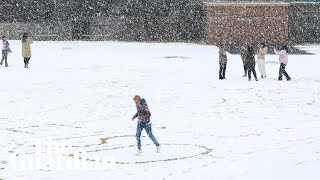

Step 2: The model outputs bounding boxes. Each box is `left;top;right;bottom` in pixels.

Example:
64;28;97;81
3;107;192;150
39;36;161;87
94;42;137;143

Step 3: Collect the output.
205;3;289;45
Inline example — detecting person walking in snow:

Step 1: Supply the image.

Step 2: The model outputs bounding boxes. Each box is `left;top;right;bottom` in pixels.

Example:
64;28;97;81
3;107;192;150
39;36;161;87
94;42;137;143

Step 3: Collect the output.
132;95;161;155
240;44;248;77
219;44;228;80
22;33;33;68
246;45;258;81
257;42;267;78
1;35;12;67
274;45;291;81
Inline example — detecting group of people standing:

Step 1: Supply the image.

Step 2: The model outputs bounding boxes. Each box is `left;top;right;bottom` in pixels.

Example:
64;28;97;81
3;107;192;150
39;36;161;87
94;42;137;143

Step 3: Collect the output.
240;43;267;81
219;42;291;81
1;33;33;68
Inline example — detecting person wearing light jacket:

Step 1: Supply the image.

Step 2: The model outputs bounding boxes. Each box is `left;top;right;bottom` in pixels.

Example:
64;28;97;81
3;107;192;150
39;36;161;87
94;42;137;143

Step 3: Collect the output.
1;35;12;67
22;33;33;68
274;45;291;81
132;95;160;155
219;44;228;80
257;42;267;78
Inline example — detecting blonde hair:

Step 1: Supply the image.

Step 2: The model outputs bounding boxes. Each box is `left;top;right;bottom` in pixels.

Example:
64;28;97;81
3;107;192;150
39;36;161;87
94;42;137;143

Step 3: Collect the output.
133;95;141;100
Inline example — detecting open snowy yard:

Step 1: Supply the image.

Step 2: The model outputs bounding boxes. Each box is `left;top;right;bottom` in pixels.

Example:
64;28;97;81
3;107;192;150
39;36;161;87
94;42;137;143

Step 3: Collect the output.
1;41;320;180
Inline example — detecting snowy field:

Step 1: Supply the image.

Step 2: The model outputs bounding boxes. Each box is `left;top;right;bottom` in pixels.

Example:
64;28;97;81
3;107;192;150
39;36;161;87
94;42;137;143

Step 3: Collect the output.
1;41;320;180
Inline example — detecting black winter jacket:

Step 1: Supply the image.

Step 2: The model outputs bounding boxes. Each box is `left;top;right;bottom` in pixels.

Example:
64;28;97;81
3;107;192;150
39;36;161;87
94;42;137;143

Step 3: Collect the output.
246;46;256;68
132;99;151;122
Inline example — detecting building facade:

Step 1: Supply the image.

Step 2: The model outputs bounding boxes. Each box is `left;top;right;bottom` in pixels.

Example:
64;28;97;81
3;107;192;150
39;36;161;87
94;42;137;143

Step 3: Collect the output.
205;1;320;45
205;2;289;45
0;0;319;44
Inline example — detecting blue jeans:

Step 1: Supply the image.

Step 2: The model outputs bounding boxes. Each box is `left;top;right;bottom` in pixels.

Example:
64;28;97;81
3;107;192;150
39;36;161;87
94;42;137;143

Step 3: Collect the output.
136;121;159;150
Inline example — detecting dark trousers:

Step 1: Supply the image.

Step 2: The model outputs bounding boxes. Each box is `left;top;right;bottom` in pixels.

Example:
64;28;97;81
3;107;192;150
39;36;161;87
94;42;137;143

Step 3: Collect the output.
24;57;31;68
248;67;258;81
1;50;8;67
278;63;291;80
219;63;227;79
136;121;159;150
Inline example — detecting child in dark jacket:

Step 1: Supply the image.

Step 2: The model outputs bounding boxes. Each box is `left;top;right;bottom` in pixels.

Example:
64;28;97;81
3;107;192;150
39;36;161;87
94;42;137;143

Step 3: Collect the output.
246;45;258;81
132;95;160;155
1;36;12;67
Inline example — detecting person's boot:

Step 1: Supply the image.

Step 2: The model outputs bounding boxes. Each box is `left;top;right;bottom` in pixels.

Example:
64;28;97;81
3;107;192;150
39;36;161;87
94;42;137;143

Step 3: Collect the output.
156;145;161;153
255;78;259;81
135;149;142;156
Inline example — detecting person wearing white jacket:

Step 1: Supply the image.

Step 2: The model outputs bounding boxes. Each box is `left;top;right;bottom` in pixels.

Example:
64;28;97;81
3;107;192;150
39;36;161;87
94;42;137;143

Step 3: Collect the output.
274;45;291;81
257;43;267;78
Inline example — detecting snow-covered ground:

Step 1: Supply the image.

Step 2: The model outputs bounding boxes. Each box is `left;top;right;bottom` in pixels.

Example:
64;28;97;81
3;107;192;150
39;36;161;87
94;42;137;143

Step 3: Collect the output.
1;41;320;180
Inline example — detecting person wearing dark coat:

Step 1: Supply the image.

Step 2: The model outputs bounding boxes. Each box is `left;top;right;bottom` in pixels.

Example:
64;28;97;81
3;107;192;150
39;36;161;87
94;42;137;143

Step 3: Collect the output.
246;45;258;81
240;44;248;77
219;45;228;80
